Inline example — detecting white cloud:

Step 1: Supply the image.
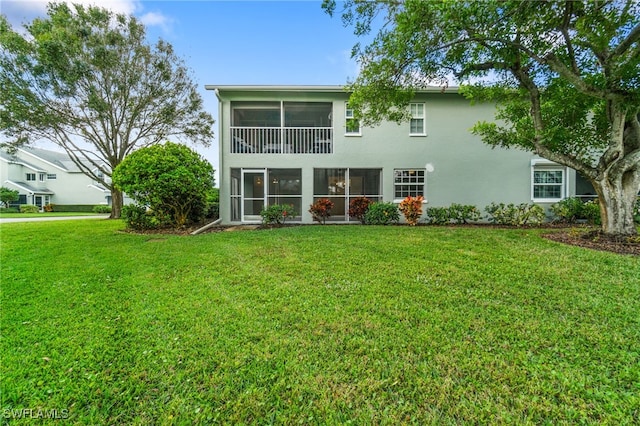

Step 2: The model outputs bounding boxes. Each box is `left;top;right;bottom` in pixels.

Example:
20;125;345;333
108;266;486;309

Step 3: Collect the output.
2;0;170;32
140;11;174;34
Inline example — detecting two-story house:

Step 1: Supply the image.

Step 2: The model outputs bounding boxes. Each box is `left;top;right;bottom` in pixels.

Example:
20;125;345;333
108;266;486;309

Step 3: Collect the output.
207;85;596;224
0;147;110;210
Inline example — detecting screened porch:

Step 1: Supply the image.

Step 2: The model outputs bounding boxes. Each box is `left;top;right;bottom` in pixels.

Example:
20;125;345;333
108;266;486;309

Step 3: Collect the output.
230;101;333;154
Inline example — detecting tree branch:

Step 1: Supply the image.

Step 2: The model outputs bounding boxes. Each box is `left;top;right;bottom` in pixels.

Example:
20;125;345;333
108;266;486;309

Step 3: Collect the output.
612;23;640;58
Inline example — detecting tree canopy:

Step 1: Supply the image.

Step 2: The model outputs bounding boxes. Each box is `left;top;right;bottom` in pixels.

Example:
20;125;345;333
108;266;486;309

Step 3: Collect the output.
0;186;19;208
324;0;640;236
0;3;214;218
112;142;215;228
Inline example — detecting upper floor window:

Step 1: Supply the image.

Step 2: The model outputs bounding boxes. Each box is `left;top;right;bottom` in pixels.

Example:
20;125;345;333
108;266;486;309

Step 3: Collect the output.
409;103;425;135
26;173;36;181
47;174;57;180
39;173;46;182
394;169;426;200
345;103;360;136
532;168;564;201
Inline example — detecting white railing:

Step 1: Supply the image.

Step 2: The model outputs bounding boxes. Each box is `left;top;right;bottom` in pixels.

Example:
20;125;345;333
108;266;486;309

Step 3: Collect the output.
231;127;333;154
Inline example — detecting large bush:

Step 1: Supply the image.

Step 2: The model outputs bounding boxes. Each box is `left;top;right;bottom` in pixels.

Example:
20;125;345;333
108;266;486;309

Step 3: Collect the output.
112;142;216;228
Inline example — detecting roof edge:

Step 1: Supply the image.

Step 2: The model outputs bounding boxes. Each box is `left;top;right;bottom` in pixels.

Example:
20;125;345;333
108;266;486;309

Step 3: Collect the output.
205;84;460;94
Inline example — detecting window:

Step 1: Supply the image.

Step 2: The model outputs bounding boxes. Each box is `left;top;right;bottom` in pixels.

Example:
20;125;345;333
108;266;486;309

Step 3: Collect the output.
532;169;564;201
39;173;46;182
314;168;382;221
47;174;57;180
26;173;36;181
345;103;360;135
409;103;425;135
394;169;426;199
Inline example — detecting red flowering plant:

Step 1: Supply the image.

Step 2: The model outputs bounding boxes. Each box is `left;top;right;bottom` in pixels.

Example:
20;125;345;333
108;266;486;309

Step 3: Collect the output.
309;198;334;224
398;195;424;226
348;196;372;224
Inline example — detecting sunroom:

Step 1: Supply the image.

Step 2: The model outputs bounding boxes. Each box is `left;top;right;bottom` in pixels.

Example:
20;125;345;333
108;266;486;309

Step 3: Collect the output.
231;102;333;154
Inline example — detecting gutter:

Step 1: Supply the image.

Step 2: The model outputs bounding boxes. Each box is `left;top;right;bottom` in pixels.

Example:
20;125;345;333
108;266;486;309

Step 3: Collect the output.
190;218;222;235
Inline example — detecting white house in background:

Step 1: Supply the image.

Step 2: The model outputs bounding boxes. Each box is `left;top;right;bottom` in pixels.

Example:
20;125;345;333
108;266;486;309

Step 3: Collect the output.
0;146;110;210
206;85;597;224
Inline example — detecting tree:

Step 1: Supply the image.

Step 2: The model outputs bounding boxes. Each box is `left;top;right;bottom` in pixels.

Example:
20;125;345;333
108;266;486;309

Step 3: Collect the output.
0;186;19;208
324;0;640;237
0;3;214;219
112;142;215;228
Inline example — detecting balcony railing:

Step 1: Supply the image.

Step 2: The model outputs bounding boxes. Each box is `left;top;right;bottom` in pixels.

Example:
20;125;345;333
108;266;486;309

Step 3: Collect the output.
231;127;333;154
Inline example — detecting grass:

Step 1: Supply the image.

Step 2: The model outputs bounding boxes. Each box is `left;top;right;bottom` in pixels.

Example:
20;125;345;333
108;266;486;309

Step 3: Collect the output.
1;220;639;424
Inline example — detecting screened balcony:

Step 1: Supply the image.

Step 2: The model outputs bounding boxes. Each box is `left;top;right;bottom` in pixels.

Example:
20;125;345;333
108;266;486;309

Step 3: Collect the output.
230;101;333;154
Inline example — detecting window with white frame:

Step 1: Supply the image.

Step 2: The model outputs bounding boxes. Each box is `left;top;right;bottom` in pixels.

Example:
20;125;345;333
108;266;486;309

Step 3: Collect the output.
47;174;57;180
39;173;46;182
345;103;360;135
26;173;36;181
394;169;426;199
409;103;425;135
532;168;564;201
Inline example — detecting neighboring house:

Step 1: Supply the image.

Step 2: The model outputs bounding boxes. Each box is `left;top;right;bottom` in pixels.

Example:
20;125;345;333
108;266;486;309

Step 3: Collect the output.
206;85;596;224
0;146;110;210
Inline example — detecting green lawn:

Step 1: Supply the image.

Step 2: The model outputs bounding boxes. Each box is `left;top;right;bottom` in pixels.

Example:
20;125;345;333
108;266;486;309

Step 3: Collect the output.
1;220;639;424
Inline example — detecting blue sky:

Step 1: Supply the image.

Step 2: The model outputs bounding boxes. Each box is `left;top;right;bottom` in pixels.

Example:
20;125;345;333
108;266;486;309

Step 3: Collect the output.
2;0;363;175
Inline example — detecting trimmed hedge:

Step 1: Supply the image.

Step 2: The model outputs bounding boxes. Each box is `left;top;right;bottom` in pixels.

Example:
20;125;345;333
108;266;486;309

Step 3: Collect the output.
50;204;104;213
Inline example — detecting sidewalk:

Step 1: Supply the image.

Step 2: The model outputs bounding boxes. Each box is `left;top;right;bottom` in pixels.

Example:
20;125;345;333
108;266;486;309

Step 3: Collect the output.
0;215;110;223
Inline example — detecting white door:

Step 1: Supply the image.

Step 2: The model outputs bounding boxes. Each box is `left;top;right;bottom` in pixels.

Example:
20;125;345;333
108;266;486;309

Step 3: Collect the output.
242;170;266;223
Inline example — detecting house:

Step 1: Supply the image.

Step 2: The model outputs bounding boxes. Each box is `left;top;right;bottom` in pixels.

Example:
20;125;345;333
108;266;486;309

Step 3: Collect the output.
0;146;110;210
206;85;596;224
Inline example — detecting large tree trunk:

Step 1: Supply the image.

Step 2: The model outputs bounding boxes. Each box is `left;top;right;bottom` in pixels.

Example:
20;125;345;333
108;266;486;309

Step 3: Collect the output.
110;188;123;219
591;172;639;237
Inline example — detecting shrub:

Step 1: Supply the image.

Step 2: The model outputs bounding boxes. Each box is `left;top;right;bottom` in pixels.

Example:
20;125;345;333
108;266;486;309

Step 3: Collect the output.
93;205;112;214
485;202;545;226
448;203;481;224
0;207;19;213
398;196;424;225
121;204;161;230
582;200;601;225
550;197;585;223
425;206;450;225
365;202;399;225
51;205;98;212
348;197;372;224
309;199;334;224
43;203;55;212
113;142;216;228
260;204;296;225
19;204;39;213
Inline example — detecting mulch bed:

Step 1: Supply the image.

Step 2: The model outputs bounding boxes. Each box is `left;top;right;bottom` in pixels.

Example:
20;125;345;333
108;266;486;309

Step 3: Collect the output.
542;229;640;256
